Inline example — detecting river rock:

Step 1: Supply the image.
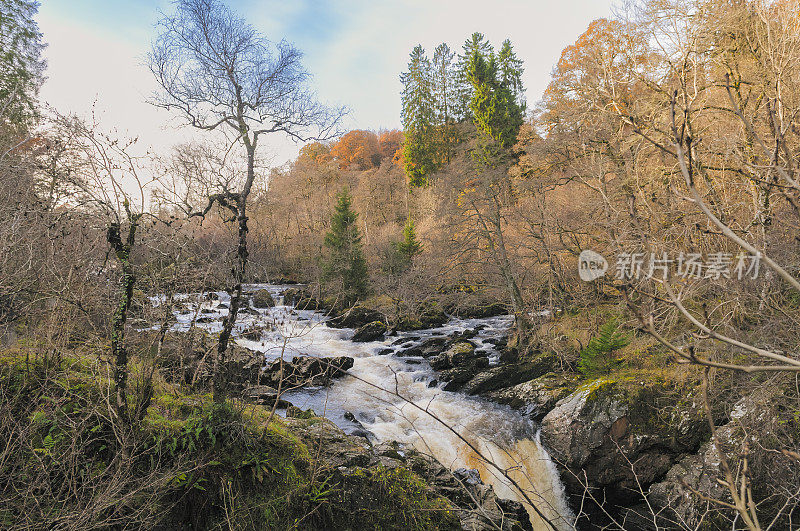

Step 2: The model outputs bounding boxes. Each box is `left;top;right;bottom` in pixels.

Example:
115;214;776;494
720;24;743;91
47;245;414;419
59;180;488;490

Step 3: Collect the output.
429;341;479;370
327;305;385;329
635;387;796;529
260;355;354;387
282;286;310;306
241;385;290;408
351;320;387;342
447;301;508;319
251;289;275;308
486;372;581;421
458;355;556;395
540;378;707;509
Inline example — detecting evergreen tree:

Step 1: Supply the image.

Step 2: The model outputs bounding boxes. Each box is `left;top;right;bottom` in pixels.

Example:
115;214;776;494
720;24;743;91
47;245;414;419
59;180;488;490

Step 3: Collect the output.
432;43;458;163
0;0;46;130
395;218;423;266
466;46;524;148
400;45;437;186
578;319;631;375
323;188;368;303
496;39;525;111
455;33;493;120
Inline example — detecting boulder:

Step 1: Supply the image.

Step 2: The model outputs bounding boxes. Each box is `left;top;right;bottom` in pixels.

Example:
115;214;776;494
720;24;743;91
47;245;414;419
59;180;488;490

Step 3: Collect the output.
251;289;275;308
429;341;479;370
351;320;387;342
486;372;581;422
282;286;310;306
260;355;354;387
241;385;289;408
448;302;508;319
327;305;385;329
540;379;707;509
639;388;795;529
459;355;557;395
295;297;321;310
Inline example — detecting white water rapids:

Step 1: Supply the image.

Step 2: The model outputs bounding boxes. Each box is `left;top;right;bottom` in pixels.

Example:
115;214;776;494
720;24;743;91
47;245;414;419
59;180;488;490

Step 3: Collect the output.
160;284;575;530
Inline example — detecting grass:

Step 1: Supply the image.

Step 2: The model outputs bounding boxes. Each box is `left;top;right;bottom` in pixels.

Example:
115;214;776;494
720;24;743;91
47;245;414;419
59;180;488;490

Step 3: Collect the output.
0;342;462;530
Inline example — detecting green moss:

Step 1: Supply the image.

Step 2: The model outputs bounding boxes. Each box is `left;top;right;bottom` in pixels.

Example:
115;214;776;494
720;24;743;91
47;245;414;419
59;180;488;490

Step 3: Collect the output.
1;346;465;530
323;465;461;530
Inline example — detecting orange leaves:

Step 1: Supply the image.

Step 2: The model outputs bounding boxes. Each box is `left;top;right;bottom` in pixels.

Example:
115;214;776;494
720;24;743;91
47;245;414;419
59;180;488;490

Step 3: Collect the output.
298;129;404;171
330;130;380;170
298;142;332;165
378;130;403;161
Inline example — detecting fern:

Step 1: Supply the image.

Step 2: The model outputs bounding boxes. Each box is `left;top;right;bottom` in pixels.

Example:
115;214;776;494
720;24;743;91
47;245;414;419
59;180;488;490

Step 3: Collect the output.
578;319;631;375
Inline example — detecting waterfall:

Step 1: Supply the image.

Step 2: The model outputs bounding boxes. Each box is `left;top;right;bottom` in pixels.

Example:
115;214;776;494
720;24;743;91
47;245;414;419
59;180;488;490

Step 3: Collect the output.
164;284;575;530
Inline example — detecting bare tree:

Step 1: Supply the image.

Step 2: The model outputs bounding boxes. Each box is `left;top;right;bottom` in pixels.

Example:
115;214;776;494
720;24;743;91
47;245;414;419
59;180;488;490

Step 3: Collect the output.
149;0;344;402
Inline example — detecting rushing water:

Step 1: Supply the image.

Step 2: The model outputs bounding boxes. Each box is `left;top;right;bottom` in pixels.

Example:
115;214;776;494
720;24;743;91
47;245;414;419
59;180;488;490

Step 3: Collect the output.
160;284;574;530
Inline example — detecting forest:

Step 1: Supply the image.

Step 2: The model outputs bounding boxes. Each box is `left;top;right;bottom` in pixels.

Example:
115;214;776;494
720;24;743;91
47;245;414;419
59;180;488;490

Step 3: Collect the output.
2;0;800;529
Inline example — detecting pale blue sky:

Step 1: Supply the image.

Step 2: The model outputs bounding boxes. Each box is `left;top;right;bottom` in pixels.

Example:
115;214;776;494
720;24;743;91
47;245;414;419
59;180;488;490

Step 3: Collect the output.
36;0;617;163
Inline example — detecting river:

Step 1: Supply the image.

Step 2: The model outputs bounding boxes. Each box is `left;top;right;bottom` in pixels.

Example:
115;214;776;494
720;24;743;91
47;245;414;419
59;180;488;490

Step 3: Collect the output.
163;284;575;530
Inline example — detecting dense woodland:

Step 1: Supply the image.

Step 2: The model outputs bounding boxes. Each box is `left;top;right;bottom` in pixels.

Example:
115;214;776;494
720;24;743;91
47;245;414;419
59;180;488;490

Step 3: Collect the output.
4;0;800;529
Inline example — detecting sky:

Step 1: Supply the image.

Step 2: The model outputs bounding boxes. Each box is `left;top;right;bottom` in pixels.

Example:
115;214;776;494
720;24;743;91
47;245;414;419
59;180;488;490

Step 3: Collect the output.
36;0;617;166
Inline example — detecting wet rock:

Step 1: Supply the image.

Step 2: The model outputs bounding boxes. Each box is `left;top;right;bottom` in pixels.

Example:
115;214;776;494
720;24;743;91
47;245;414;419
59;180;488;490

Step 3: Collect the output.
295;297;321;310
327;305;385;329
395;346;423;357
241;385;289;408
486;372;581;422
351;320;387;342
540;379;707;508
377;347;394;356
260;355;354;387
459;355;556;395
282;286;310;306
429;341;478;370
251;289;275;308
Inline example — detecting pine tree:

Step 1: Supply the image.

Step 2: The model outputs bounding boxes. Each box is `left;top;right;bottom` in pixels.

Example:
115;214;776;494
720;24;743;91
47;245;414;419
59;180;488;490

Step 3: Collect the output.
578;319;631;375
432;43;458;164
466;46;524;148
455;33;493;120
496;39;526;111
323;188;368;303
0;0;46;130
396;219;423;265
401;45;437;186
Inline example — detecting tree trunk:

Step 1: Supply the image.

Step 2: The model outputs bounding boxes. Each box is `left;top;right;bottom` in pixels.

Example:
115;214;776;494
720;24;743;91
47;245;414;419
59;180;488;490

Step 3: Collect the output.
212;144;254;403
107;221;137;424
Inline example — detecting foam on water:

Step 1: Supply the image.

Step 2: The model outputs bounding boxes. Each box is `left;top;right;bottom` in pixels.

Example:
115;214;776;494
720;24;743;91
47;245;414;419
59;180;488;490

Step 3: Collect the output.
163;284;574;529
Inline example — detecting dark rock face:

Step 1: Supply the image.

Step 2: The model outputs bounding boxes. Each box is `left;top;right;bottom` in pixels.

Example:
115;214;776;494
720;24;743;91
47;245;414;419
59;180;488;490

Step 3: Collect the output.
327;305;385;329
486;372;580;422
447;302;508;319
539;379;707;508
456;356;557;395
640;388;796;529
429;341;478;370
351;320;387;342
251;289;275;308
260;355;354;387
241;385;290;408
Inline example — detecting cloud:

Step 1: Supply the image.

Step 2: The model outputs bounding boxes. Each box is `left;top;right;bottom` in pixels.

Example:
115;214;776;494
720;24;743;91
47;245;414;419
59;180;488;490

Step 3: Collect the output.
36;0;616;166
